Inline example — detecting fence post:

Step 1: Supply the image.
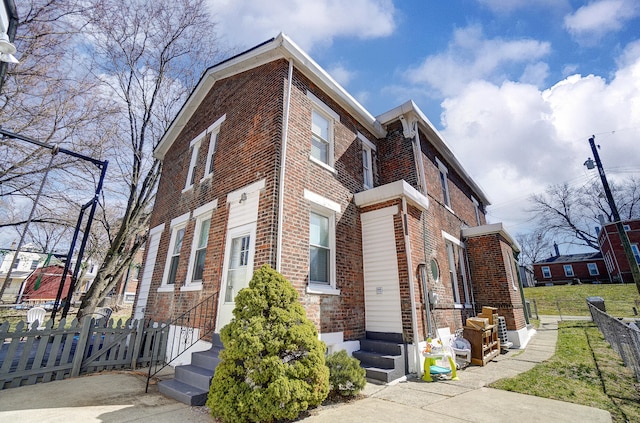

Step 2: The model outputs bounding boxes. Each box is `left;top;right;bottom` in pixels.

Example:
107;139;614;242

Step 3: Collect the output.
71;317;92;377
532;299;539;320
130;318;145;369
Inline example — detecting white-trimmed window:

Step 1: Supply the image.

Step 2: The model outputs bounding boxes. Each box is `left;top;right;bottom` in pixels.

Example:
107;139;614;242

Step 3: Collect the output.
161;213;189;288
359;132;376;190
604;251;614;273
184;132;206;191
445;240;461;304
308;91;339;171
436;158;451;208
305;189;340;295
542;266;551;278
183;200;218;290
563;265;574;277
472;196;481;225
632;244;640;264
202;114;226;181
30;260;39;270
587;263;599;276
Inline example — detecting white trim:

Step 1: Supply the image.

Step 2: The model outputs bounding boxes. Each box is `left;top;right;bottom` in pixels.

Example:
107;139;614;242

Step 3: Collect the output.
304;189;341;213
354;180;429;211
207;114;227;133
183;139;202;192
307;91;340;122
357;132;376;151
462;223;521;253
193;199;218;217
227;179;266;204
161;213;190;288
170;212;190;228
184;199;218;288
308;204;338;293
441;230;462;246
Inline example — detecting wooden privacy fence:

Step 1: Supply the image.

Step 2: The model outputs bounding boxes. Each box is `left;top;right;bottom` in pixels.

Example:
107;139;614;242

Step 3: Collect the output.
0;316;169;389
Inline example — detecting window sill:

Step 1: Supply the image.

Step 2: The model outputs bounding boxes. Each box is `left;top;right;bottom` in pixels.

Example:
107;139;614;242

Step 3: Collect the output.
453;303;464;309
199;174;212;184
306;284;340;296
157;285;175;293
181;185;194;194
180;283;203;292
309;156;337;175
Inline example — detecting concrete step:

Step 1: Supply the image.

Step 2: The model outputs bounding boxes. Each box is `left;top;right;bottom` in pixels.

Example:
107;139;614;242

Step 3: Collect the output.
352;350;402;370
158;378;209;406
363;365;405;383
174;364;214;391
359;338;403;355
191;348;222;369
365;331;404;343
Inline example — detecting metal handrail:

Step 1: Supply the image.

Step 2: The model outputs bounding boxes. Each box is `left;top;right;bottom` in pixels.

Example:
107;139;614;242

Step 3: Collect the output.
145;292;217;392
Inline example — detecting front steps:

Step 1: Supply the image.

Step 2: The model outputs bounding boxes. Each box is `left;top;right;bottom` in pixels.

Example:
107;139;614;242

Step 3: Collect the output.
353;331;405;383
158;333;223;406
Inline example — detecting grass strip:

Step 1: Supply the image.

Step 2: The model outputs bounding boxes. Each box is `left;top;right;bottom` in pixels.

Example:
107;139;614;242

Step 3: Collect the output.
491;321;640;423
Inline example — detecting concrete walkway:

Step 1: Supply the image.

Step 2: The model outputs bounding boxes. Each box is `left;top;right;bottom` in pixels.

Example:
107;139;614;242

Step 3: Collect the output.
0;316;612;422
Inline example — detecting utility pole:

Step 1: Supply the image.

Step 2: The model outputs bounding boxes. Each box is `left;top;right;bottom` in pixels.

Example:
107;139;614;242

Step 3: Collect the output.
586;136;640;294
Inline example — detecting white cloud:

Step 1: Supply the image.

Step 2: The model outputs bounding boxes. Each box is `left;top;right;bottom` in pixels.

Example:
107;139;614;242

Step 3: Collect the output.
404;25;551;97
326;64;356;87
439;43;640;230
206;0;396;52
476;0;566;14
564;0;640;43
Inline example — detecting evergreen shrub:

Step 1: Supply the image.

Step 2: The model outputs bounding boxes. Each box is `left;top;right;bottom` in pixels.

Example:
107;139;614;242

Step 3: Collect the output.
325;349;366;397
206;264;329;423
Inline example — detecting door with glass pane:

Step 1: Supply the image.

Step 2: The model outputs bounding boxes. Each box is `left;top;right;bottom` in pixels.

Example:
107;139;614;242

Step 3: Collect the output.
216;223;255;330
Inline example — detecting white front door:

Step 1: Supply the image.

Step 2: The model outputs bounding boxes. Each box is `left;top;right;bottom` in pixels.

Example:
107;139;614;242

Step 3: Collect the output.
361;206;402;333
216;223;256;331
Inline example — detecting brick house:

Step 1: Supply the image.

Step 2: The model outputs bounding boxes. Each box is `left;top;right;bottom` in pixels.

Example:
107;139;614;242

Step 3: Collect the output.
533;248;608;286
598;218;640;283
134;33;528;392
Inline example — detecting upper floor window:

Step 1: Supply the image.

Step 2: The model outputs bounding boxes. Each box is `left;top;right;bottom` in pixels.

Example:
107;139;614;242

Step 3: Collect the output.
202;114;226;181
30;260;39;270
632;244;640;264
436;158;451;208
563;265;574;277
184;134;204;191
587;262;599;276
359;132;376;190
541;266;551;278
12;259;19;269
472;196;481;225
307;91;339;171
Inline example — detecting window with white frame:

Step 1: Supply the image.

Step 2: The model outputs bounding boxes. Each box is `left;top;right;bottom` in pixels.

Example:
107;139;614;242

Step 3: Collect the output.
604;251;614;273
305;189;340;294
542;266;551;278
563;264;574;277
308;91;339;170
30;260;39;270
587;262;599;276
184;201;217;289
359;132;375;190
162;213;189;287
472;196;481;225
202;114;226;181
436;158;451;208
184;132;206;191
445;240;461;304
632;244;640;264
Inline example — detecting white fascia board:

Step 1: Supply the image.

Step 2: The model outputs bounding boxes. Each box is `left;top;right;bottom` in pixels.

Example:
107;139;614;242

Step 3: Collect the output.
377;100;491;207
462;223;521;252
155;33;385;160
354;179;429;211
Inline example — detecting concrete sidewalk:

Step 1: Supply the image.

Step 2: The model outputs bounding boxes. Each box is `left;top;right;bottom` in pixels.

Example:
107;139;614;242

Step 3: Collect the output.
0;316;612;422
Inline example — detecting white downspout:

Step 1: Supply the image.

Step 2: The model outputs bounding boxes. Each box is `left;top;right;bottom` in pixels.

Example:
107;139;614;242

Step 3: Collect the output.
276;59;294;272
402;196;422;375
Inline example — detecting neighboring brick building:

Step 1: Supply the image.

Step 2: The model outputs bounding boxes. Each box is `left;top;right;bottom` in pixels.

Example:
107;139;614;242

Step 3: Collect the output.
533;250;608;286
598;218;640;283
134;34;528;381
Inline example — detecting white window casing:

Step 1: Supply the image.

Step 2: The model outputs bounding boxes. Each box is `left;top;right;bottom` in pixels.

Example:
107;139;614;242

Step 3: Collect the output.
542;266;551;278
436;157;452;209
160;212;190;291
359;132;376;190
202;114;226;182
183;200;218;291
305;189;340;295
307;91;339;172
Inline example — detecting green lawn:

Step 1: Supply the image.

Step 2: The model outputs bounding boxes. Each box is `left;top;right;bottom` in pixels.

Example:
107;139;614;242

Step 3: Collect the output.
524;284;640;317
491;321;640;423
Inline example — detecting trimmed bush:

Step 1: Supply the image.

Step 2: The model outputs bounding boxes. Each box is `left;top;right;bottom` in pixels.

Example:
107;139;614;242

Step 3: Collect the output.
207;264;329;423
326;349;367;397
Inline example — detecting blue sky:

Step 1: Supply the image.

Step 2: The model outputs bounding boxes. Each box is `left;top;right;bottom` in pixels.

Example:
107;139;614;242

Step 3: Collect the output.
208;0;640;252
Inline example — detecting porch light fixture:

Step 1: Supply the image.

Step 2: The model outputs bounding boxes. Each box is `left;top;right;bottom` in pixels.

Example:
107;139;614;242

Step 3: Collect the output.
0;32;18;63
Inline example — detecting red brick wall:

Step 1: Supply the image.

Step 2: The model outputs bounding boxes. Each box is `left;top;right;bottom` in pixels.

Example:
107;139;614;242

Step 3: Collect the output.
532;259;608;285
598;220;640;283
466;233;526;330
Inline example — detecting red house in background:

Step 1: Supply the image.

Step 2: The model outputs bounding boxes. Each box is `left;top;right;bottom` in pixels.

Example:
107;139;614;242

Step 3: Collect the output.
598;218;640;283
533;248;608;286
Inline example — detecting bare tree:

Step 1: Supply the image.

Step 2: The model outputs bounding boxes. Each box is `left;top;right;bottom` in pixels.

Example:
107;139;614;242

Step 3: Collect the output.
516;230;553;267
75;0;221;318
528;177;640;251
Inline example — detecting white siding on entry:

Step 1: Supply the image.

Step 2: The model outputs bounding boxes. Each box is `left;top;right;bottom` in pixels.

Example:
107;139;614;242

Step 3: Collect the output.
361;206;402;333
